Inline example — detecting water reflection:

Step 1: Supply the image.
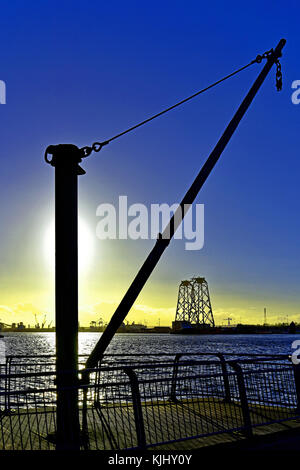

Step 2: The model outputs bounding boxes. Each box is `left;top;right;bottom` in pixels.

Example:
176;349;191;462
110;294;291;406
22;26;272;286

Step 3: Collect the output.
1;332;297;357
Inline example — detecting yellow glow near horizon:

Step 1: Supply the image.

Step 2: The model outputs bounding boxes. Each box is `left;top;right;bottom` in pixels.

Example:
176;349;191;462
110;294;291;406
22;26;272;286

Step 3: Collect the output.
43;218;94;275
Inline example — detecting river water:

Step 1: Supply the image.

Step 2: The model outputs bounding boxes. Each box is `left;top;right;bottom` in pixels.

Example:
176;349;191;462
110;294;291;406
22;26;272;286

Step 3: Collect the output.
0;332;298;357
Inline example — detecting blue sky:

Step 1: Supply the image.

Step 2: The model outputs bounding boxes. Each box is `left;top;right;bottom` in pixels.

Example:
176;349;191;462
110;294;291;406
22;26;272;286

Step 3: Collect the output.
0;0;299;326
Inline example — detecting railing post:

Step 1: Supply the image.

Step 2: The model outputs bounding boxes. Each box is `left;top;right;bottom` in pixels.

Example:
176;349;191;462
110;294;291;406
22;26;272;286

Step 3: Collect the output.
169;353;182;402
81;370;91;450
292;363;300;413
217;353;231;403
4;357;8;411
124;368;146;450
5;357;12;412
230;361;253;438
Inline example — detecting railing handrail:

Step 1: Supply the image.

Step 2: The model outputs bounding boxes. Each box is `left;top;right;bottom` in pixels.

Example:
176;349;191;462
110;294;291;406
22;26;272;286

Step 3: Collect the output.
1;356;291;379
4;352;291;359
1;353;299;451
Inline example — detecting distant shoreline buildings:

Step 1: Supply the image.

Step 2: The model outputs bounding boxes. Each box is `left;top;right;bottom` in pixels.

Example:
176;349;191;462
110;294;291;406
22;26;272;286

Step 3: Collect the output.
0;320;298;334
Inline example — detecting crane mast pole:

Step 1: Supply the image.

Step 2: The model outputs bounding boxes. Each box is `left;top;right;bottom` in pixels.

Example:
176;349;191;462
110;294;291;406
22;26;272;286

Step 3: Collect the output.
45;144;84;450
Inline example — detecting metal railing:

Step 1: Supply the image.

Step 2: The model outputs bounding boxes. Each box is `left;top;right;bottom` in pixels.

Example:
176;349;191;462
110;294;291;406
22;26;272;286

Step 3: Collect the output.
1;353;299;450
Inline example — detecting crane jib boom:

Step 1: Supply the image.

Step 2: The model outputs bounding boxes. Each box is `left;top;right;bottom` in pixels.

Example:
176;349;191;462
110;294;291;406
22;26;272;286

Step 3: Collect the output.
86;39;286;369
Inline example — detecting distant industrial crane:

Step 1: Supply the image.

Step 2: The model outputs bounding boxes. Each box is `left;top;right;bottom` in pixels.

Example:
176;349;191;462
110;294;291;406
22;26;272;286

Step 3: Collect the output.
0;319;12;328
34;314;40;329
41;315;47;329
224;317;233;326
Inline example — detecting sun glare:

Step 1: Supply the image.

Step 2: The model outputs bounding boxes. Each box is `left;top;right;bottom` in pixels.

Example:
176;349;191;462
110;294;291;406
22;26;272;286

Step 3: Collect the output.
43;218;94;274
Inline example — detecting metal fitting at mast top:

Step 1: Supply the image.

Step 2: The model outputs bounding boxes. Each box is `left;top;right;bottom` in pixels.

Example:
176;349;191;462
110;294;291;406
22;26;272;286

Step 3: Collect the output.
44;144;86;174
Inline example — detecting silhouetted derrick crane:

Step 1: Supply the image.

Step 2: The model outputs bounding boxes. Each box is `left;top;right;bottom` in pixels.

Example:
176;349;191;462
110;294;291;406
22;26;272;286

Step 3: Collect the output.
175;277;215;327
83;39;286;368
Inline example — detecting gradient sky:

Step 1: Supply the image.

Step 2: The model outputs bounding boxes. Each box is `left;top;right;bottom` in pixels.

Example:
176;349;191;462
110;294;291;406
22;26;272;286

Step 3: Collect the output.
0;0;299;327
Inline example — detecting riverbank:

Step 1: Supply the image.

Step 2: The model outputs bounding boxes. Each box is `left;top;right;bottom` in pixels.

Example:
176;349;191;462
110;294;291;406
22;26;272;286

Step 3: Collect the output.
0;326;299;334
